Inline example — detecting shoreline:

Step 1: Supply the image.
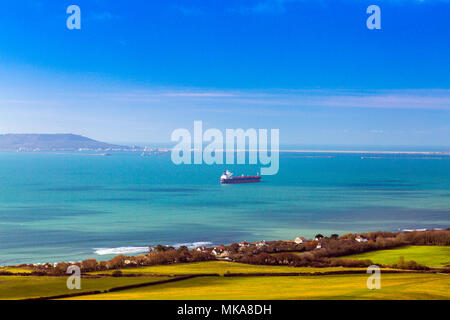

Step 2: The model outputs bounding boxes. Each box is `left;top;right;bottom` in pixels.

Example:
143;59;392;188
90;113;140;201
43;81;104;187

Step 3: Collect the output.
2;228;447;269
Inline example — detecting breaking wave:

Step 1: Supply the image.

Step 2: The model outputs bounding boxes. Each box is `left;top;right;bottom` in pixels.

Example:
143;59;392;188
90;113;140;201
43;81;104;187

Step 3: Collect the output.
171;241;212;249
93;241;213;255
94;247;149;255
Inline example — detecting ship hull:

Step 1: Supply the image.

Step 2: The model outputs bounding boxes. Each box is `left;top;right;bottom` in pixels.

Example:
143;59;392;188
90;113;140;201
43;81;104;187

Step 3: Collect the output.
220;176;261;184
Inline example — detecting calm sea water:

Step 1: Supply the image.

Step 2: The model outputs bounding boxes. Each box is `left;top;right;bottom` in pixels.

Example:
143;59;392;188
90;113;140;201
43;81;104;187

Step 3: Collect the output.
0;151;449;265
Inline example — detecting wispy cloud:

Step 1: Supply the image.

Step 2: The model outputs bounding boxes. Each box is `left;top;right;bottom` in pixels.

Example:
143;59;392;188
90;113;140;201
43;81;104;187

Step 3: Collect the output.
237;0;296;14
159;92;236;98
237;0;450;14
107;89;450;111
249;0;292;14
2;88;449;111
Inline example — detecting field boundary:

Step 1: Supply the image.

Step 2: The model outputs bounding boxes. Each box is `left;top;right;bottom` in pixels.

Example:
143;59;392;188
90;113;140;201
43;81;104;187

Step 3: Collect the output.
89;268;447;277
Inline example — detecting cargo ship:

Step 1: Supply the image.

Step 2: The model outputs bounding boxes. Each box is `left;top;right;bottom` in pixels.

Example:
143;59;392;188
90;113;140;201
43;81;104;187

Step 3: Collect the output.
220;170;261;184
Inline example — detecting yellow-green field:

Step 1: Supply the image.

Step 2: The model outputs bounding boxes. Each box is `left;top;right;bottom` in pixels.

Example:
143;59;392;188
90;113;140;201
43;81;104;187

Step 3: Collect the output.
0;267;34;274
0;275;169;300
338;246;450;268
91;261;369;275
66;273;450;300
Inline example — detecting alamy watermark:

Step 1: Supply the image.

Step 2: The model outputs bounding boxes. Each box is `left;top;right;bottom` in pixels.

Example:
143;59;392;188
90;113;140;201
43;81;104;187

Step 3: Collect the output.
66;5;81;30
366;265;381;290
171;121;279;175
66;265;81;290
367;5;381;30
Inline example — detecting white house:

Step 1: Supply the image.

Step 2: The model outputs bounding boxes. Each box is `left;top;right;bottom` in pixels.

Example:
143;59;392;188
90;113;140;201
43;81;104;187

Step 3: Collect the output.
295;237;307;244
316;243;322;249
355;235;368;243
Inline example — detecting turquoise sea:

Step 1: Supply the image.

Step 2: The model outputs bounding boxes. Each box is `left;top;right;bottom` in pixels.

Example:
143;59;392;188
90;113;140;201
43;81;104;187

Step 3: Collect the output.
0;151;449;265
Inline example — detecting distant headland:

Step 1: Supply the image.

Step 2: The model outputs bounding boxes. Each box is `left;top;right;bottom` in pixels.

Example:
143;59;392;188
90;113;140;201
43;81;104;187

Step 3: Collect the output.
0;134;133;152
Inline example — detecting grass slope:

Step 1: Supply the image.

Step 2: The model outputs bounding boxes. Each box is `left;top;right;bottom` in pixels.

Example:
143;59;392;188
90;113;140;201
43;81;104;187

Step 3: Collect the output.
91;261;369;275
67;273;450;300
338;246;450;267
0;276;169;300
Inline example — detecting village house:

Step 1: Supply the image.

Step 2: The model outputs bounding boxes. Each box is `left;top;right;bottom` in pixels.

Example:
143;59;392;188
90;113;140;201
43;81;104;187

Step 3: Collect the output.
355;235;368;243
239;241;250;247
212;245;225;256
196;246;207;252
218;250;232;258
255;240;267;248
315;234;324;241
295;237;307;244
316;243;322;249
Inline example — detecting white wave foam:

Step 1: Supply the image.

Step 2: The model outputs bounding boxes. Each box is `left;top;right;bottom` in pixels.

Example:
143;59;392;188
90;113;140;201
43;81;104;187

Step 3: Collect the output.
94;247;149;255
93;241;213;255
172;241;212;249
400;227;445;232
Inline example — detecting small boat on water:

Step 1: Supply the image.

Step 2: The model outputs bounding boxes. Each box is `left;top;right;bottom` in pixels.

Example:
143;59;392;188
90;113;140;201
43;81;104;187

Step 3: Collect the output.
220;170;261;184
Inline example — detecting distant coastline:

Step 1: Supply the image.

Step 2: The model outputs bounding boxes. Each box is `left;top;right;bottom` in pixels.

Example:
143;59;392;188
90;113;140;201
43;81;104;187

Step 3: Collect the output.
279;149;450;155
2;133;450;155
184;149;450;156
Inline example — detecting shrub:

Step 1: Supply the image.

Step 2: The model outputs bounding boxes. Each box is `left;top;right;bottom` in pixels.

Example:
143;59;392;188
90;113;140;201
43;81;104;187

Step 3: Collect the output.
330;234;339;240
97;261;108;271
107;255;127;269
135;254;148;266
112;270;123;277
53;262;69;275
81;259;97;272
327;258;373;268
393;256;429;270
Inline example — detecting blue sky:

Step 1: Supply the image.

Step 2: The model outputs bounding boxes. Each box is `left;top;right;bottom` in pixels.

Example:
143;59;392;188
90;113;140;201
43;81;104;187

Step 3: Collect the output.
0;0;449;146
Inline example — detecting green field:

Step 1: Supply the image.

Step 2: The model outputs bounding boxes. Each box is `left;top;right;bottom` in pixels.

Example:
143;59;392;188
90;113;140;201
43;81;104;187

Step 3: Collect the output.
338;246;450;268
67;273;450;300
91;261;369;275
0;275;169;300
